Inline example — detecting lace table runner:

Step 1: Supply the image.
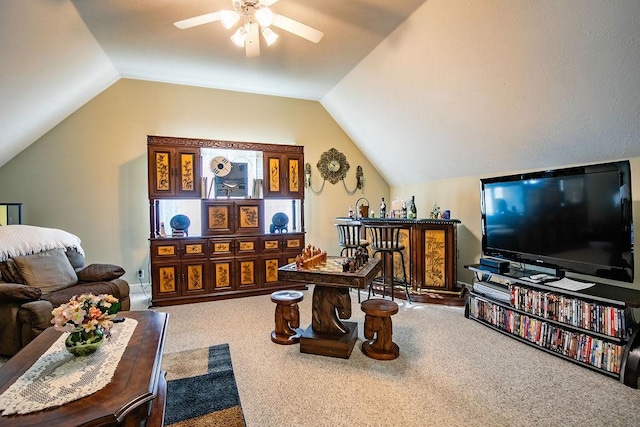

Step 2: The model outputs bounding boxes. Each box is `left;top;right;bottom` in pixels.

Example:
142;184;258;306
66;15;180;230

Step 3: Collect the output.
0;318;138;416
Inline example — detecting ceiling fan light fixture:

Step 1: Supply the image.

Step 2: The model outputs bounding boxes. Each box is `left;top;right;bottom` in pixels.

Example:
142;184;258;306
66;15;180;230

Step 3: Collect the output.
255;7;274;27
231;28;246;47
220;10;240;29
261;27;279;46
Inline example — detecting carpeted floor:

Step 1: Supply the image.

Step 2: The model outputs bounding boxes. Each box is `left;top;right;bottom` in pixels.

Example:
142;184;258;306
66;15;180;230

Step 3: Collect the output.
162;343;245;427
144;286;640;427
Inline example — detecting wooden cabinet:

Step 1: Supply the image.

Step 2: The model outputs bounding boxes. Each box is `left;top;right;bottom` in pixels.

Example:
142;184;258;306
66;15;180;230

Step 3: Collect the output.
148;146;200;198
150;239;209;301
358;218;465;305
202;200;263;235
210;236;260;293
260;233;305;287
465;264;640;387
147;136;306;307
263;152;304;198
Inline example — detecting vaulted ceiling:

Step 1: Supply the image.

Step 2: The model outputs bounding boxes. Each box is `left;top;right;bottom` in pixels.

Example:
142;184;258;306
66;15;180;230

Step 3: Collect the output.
2;1;639;186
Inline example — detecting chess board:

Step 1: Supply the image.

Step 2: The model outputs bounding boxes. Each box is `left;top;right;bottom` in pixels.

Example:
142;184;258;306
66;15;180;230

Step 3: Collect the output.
279;256;381;289
299;257;350;272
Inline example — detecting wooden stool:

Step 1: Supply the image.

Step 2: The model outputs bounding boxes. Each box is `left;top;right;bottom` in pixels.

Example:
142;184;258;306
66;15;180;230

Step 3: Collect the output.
270;290;304;345
360;299;399;360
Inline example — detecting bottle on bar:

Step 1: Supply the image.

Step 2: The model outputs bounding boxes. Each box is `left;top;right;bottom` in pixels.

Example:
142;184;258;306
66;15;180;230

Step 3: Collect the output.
402;200;407;218
408;196;417;219
380;197;387;218
348;205;354;218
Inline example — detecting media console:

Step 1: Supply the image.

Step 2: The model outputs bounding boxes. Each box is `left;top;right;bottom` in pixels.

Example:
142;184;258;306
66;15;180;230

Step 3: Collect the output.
465;264;640;388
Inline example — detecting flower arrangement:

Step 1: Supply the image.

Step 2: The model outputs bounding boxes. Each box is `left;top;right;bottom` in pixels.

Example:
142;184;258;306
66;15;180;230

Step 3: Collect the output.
51;293;120;337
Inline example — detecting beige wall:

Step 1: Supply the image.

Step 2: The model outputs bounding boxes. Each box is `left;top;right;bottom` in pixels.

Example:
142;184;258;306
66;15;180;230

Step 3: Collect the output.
393;157;640;290
0;79;389;283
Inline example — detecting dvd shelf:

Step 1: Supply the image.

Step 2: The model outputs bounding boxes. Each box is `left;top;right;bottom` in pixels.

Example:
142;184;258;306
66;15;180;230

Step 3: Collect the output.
465;264;640;387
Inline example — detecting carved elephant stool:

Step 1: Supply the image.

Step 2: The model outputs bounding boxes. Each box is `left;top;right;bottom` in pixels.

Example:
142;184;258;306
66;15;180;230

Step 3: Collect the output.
270;290;305;345
360;299;399;360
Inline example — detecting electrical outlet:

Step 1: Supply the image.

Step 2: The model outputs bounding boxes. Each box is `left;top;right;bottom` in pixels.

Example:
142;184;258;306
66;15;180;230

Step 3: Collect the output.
137;269;144;280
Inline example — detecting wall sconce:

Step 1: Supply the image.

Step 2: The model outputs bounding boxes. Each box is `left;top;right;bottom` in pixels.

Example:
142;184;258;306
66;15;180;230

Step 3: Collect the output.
305;162;326;193
343;165;364;195
356;166;364;190
304;162;311;188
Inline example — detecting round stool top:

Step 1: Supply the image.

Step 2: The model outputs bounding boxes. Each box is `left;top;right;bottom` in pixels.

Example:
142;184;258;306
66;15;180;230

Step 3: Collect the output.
271;290;304;304
361;299;399;316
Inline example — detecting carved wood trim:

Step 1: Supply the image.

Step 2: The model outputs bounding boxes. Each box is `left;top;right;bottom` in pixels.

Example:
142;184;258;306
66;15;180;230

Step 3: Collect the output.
147;135;304;154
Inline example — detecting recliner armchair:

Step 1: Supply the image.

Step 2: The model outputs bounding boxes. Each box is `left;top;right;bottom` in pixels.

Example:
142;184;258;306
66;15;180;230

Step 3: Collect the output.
0;228;130;356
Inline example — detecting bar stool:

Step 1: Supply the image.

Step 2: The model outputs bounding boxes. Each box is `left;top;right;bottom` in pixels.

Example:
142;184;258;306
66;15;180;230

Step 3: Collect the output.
336;222;370;302
365;224;411;302
335;222;369;257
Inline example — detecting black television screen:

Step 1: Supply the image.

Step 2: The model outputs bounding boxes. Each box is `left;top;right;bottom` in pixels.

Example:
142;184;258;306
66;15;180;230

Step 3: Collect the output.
480;160;634;282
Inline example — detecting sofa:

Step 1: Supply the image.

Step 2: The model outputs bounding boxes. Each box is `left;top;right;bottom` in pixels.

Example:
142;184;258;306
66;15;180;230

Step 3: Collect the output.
0;225;130;356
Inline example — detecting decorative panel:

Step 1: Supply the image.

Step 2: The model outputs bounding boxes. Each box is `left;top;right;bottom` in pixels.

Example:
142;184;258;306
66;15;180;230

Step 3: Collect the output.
239;259;257;287
235;200;263;234
239;206;259;229
239;241;254;251
203;202;233;235
155;151;170;192
269;157;280;192
213;260;233;289
156;245;176;257
288;158;300;193
263;239;280;251
158;266;176;293
186;264;204;291
211;241;233;255
285;237;302;250
179;152;196;192
424;229;445;288
264;258;280;283
392;229;411;284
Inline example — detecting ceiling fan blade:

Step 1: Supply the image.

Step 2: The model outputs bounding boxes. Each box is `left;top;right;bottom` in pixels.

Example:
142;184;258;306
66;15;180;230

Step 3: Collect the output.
272;14;323;43
173;11;222;29
261;0;279;6
245;23;260;57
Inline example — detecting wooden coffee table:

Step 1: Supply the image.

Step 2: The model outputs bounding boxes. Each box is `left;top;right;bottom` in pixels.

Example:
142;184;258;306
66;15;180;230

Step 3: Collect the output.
0;311;168;426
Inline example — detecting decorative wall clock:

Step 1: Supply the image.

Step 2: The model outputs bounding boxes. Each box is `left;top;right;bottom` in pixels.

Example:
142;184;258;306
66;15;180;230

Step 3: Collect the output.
317;148;350;184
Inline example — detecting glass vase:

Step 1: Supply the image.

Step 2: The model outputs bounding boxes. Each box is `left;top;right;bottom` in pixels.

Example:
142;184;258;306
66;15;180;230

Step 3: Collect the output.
65;327;105;356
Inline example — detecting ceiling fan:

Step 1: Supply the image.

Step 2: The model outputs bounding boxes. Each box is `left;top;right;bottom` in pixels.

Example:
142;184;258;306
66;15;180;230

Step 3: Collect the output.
173;0;324;57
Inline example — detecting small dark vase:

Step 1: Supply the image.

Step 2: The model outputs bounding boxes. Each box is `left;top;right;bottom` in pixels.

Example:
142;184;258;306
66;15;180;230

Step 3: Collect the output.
65;327;105;357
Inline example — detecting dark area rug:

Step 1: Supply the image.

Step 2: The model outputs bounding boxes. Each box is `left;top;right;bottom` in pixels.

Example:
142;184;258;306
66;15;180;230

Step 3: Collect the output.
162;344;246;426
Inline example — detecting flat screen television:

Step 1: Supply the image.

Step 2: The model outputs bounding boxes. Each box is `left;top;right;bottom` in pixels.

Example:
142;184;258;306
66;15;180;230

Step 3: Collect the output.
480;160;634;282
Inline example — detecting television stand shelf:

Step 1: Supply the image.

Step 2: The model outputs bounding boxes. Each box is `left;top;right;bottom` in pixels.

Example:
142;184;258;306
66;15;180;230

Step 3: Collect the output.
464;264;640;388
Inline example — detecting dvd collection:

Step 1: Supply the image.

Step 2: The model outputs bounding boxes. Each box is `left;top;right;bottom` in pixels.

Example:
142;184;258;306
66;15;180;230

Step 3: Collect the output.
470;296;624;374
509;285;628;339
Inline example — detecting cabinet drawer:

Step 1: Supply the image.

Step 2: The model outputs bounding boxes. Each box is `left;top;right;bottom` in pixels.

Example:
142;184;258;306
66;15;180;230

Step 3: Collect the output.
210;239;234;256
182;239;208;258
151;241;180;259
236;237;259;255
284;236;303;251
262;237;281;252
